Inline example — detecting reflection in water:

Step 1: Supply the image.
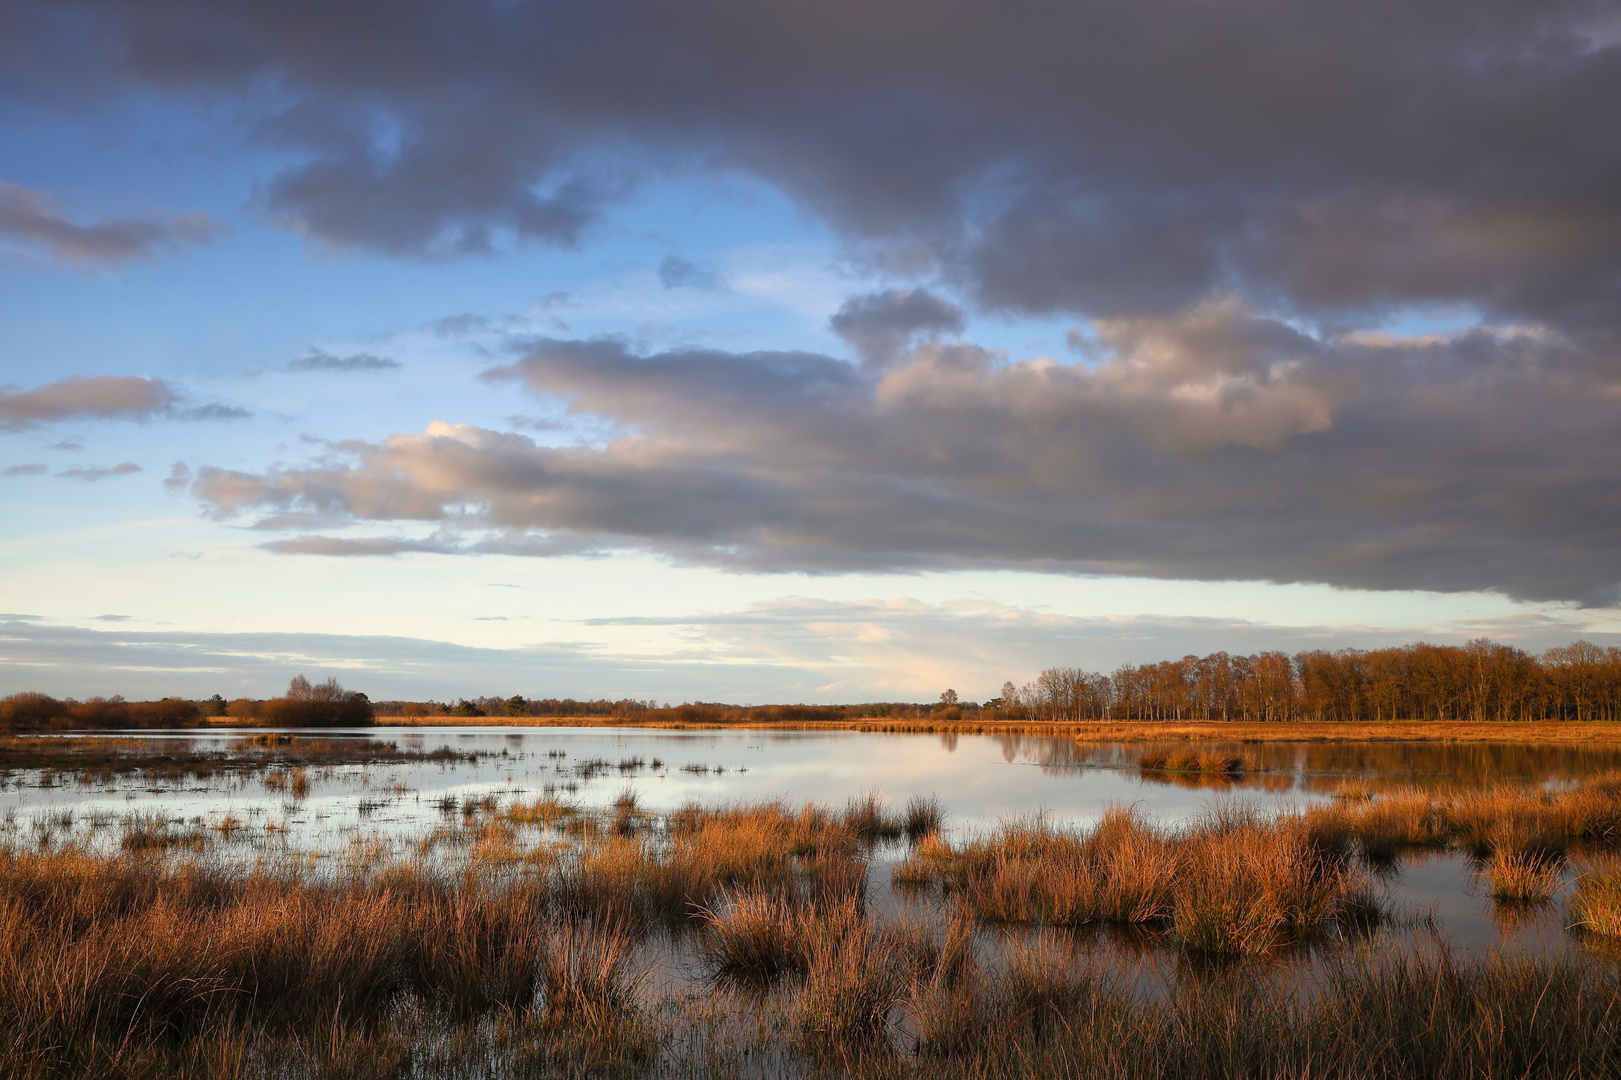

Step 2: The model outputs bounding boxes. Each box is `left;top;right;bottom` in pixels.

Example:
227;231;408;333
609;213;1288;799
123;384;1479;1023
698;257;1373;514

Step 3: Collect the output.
5;725;1621;977
1025;736;1621;793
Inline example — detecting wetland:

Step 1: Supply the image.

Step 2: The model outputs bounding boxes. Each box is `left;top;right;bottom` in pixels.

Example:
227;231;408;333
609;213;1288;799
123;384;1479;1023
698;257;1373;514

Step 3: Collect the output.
7;726;1621;1078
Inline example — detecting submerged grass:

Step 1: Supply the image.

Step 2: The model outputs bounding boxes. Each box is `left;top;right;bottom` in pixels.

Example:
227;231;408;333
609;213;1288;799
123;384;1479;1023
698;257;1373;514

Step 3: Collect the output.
7;778;1621;1077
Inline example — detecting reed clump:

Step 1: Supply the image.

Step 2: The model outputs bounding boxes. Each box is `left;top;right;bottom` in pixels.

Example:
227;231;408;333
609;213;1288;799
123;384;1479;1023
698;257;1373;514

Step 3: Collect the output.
1572;860;1621;937
1137;748;1250;774
795;904;908;1047
1303;777;1621;863
1485;847;1564;903
899;805;1369;954
0;842;654;1078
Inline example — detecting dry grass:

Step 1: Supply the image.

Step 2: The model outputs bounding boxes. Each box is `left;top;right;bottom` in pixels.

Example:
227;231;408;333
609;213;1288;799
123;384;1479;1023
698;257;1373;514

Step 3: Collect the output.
796;904;908;1047
8;785;1621;1077
0;842;659;1079
1485;849;1565;903
1138;749;1250;774
1303;776;1621;863
1572;860;1621;937
898;805;1370;954
904;793;944;840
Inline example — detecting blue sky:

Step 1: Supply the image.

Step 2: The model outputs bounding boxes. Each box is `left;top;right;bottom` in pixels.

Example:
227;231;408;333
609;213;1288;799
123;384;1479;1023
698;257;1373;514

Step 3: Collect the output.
3;0;1620;702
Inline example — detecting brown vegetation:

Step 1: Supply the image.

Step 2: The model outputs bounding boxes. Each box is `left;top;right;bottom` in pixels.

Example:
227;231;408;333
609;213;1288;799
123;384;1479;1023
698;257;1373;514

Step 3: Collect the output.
894;805;1373;954
1;675;371;734
1009;638;1621;723
0;693;202;733
228;676;374;727
1573;861;1621;938
7;779;1621;1077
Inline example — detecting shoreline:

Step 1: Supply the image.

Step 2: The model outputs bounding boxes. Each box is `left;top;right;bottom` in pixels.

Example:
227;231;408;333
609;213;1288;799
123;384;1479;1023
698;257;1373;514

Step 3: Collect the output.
337;715;1621;744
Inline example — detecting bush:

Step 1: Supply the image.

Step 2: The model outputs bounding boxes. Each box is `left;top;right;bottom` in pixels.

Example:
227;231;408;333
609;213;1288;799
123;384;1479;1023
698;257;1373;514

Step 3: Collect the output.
126;698;202;727
68;697;131;728
227;698;262;720
0;692;68;731
259;676;374;727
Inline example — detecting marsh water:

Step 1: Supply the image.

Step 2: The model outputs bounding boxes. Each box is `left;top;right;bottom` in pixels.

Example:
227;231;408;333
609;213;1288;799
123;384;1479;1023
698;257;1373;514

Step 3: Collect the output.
5;725;1619;972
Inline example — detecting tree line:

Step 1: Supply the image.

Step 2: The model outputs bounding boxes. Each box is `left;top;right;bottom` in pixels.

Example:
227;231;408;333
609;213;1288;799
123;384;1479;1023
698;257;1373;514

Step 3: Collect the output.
1001;639;1621;723
0;676;373;733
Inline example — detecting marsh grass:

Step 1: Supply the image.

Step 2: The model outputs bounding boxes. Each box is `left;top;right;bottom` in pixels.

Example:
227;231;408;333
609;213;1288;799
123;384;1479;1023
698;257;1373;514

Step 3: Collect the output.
1138;749;1250;774
1572;860;1621;937
796;904;908;1047
903;794;943;841
8;783;1621;1078
902;805;1369;954
1485;848;1566;903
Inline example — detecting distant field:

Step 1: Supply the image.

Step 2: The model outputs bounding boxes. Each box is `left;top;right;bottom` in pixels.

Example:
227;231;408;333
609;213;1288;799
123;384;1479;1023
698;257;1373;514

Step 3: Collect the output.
346;714;1621;744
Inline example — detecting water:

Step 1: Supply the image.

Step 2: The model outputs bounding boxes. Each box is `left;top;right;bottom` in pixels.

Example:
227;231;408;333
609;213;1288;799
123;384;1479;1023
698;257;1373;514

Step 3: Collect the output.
5;725;1619;966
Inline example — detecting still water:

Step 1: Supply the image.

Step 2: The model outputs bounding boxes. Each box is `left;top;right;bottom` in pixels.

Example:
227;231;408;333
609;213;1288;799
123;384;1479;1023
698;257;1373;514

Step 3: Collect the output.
5;725;1618;961
8;725;1621;842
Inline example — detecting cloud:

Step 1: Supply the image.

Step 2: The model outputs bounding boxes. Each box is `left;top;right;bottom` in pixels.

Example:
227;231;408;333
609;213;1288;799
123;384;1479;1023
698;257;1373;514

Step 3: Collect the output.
579;596;1621;698
657;255;725;291
176;403;253;421
830;289;965;369
0;616;811;701
288;350;402;373
57;462;141;481
94;614;132;622
2;463;46;476
0;375;177;428
3;598;1611;703
259;535;457;556
0;181;226;268
9;1;1621;341
0;375;249;430
186;306;1621;604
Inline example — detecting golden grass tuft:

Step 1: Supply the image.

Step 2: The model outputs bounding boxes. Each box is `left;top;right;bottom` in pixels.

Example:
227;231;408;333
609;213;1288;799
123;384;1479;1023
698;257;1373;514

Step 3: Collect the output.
1571;861;1621;937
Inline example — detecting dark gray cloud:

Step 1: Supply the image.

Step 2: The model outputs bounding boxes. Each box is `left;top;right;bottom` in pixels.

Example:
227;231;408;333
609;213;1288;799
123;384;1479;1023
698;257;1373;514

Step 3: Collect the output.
8;0;1621;338
187;312;1621;605
260;535;456;556
0;180;225;268
0;375;249;429
58;462;141;481
657;255;724;291
830;289;965;369
288;350;402;373
20;0;1617;603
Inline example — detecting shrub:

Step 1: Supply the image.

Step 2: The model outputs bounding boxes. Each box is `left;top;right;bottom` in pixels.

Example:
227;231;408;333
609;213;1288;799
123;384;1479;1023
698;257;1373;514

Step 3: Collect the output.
260;676;374;727
0;692;67;730
226;698;262;720
68;697;130;728
125;698;202;727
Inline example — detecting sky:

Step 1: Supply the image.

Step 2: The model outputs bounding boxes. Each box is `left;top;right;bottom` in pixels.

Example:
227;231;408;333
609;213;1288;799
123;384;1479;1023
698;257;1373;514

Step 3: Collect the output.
2;0;1621;703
